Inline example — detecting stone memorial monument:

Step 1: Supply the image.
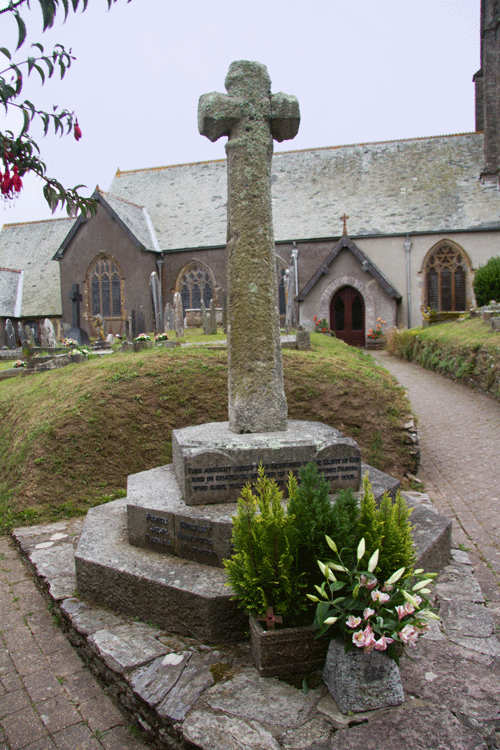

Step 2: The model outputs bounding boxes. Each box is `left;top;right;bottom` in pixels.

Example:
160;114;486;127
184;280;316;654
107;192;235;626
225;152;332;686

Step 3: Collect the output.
41;318;57;348
74;62;444;644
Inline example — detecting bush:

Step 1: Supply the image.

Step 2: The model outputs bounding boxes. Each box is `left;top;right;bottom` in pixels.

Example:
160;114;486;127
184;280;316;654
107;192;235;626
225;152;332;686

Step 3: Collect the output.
473;256;500;307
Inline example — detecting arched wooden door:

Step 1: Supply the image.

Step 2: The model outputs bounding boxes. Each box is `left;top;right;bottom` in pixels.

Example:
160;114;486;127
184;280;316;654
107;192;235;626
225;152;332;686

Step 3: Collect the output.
330;286;366;346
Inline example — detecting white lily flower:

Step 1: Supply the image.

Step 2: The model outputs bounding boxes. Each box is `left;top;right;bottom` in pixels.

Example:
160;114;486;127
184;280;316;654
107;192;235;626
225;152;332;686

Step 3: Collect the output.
385;567;405;585
412;579;434;592
323;616;338;625
367;549;379;573
326;536;337;553
307;594;319;602
357;538;366;561
402;590;420;607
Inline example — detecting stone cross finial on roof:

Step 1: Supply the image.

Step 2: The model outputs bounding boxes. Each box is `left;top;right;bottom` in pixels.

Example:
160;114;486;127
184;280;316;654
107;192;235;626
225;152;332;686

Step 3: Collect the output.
198;61;300;433
340;213;349;236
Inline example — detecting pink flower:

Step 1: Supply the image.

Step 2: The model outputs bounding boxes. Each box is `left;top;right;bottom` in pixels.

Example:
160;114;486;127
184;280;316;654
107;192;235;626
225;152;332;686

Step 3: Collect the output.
396;605;406;620
362;624;376;653
352;630;365;648
346;615;362;628
399;624;419;646
371;590;390;604
404;602;415;616
374;635;394;651
363;607;375;620
360;575;378;590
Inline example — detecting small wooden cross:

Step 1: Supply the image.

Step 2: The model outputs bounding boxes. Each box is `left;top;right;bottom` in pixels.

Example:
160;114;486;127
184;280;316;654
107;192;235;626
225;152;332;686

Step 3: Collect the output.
258;607;283;630
340;213;349;236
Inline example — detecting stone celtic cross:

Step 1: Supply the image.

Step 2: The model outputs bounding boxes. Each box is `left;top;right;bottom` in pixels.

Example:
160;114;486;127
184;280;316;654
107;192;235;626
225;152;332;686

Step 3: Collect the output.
198;61;300;433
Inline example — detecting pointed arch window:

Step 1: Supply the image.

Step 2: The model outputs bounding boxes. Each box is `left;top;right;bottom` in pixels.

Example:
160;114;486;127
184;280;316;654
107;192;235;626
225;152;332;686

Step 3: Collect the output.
88;255;123;318
424;242;469;312
177;261;216;314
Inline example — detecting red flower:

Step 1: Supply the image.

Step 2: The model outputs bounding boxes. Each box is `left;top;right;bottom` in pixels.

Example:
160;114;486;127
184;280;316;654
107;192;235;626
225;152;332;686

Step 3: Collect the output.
1;168;12;196
11;166;22;193
74;120;82;141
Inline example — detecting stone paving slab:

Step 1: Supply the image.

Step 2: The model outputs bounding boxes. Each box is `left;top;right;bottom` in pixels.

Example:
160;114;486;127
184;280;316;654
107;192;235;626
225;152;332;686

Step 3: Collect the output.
5;520;500;750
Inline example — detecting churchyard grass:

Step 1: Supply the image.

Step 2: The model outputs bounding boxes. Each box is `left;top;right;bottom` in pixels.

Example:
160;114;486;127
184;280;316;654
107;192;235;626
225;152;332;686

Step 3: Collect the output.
0;332;414;533
386;317;500;399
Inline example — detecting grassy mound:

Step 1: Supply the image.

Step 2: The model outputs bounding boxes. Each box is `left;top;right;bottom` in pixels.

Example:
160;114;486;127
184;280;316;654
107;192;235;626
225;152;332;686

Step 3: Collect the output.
0;334;415;532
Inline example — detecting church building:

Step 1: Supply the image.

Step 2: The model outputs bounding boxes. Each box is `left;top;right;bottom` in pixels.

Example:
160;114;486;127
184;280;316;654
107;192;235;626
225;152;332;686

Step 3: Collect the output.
1;0;500;348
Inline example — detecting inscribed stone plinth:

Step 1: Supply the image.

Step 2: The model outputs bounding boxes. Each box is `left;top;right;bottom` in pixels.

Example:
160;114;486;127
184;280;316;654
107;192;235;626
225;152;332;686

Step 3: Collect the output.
323;639;404;714
172;420;361;506
199;60;300;433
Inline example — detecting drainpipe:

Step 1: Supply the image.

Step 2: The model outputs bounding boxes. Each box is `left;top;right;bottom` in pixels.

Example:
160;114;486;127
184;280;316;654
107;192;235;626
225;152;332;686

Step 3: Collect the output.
291;243;299;326
404;235;412;329
156;253;165;330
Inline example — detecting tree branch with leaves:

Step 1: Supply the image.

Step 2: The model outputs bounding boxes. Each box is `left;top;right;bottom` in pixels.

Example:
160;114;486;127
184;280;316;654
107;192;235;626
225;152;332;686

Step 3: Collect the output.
0;0;130;216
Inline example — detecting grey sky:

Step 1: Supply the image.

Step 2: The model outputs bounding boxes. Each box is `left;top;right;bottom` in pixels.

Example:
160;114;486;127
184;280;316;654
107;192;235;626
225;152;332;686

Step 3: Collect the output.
0;0;480;228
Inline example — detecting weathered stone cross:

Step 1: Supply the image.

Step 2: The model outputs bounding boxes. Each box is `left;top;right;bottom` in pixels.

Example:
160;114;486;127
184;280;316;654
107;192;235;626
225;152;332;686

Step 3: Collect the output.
198;61;300;433
69;283;83;329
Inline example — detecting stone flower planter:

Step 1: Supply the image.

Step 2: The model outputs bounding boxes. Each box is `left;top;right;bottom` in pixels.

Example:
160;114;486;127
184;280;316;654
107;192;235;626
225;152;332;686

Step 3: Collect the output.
365;337;386;350
249;617;330;677
322;639;404;714
133;341;151;352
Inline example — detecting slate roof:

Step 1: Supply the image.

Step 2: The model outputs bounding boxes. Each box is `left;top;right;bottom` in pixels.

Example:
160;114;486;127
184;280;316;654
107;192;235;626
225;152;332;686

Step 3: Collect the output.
0;218;73;317
109;133;500;252
54;190;161;260
0;267;22;317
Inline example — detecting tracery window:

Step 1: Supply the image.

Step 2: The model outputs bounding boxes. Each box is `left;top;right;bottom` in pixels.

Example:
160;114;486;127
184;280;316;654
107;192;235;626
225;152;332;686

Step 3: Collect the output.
424;242;468;312
177;262;215;313
88;255;123;318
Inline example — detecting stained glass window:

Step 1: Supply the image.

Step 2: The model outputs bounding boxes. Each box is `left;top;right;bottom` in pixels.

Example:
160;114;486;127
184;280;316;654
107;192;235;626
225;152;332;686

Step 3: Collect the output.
424;243;469;312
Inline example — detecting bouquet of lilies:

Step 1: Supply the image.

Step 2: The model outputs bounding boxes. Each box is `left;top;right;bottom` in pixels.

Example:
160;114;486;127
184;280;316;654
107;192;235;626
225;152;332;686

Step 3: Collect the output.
307;537;440;663
154;332;169;341
134;333;150;342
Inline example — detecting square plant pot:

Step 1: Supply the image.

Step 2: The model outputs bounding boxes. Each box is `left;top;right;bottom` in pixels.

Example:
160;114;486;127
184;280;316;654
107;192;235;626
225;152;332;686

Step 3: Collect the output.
249;617;330;678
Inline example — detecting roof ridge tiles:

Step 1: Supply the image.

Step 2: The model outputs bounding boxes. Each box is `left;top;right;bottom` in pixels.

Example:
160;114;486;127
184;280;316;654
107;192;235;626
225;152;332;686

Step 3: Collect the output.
0;266;22;273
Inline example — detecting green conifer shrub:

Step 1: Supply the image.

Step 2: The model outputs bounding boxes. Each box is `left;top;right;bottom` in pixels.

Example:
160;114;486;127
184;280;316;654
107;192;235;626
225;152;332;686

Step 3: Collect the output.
473;255;500;307
223;466;306;621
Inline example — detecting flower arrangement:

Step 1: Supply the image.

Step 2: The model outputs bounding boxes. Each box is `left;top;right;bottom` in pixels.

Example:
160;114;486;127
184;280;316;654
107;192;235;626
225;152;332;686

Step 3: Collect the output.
13;359;25;368
68;346;90;357
134;333;150;342
313;316;331;333
155;332;169;341
367;318;386;339
62;337;79;347
308;536;439;663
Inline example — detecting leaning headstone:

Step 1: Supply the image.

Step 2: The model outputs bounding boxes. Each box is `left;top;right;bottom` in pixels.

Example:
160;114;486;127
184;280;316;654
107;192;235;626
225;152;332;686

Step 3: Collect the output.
209;298;217;334
199;60;299;432
5;319;16;349
173;292;184;338
322;639;404;714
150;271;163;333
41;318;57;348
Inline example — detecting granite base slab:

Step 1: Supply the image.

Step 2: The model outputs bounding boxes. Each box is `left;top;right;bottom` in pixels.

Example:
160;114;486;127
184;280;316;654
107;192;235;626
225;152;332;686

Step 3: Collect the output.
172;420;361;505
126;463;401;568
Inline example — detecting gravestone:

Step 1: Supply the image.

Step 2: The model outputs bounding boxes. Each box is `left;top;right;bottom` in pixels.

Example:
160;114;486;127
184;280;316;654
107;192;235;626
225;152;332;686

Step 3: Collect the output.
66;284;90;345
17;321;28;347
131;309;147;339
41;318;57;348
164;303;175;332
201;300;209;334
24;324;36;347
209;298;217;334
93;314;107;342
5;319;16;349
222;291;227;334
173;292;184;338
150;272;163;332
199;60;299;433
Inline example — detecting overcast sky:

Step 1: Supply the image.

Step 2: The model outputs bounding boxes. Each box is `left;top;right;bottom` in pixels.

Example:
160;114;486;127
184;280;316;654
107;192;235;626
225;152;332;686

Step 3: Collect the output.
0;0;480;229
